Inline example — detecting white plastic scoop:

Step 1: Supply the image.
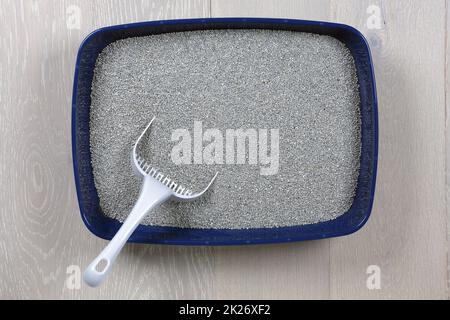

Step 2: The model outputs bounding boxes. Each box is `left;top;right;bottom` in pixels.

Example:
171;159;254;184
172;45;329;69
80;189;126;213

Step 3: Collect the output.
84;117;217;287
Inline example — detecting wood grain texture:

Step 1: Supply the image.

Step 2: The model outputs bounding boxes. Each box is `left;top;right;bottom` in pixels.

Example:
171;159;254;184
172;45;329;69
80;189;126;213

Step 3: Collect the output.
446;0;450;299
0;0;448;299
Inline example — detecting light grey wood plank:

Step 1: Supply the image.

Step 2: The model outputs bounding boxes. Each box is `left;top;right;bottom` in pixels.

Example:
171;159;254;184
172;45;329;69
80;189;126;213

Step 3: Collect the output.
446;0;450;300
210;0;333;300
0;0;210;299
328;0;448;299
212;0;331;21
214;242;330;299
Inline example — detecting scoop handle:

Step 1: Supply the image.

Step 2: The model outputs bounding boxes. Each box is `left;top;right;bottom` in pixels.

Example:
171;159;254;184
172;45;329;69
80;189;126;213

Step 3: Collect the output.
83;176;172;287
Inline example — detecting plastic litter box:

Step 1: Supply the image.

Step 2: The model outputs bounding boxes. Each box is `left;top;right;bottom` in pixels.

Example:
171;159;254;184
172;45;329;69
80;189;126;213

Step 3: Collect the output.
72;18;378;245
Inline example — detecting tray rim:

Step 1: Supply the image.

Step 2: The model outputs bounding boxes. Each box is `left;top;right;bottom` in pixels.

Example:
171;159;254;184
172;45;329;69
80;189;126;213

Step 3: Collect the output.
72;17;378;246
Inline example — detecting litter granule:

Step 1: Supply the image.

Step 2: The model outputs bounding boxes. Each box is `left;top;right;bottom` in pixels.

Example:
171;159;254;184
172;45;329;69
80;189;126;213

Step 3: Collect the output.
89;29;361;229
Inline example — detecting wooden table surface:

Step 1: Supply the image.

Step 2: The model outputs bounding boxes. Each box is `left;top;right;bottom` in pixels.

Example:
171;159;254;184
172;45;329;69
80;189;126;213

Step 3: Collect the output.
0;0;448;299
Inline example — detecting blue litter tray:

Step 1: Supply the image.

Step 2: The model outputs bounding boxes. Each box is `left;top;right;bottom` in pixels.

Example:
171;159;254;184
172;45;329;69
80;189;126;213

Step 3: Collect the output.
72;18;378;245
